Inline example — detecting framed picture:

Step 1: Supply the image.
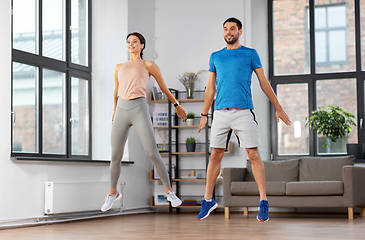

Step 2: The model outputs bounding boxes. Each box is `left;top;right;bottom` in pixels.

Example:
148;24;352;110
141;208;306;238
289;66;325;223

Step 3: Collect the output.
152;86;159;100
154;192;169;205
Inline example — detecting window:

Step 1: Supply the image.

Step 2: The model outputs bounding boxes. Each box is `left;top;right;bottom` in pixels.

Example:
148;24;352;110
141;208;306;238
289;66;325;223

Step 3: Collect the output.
313;5;347;66
316;79;357;154
11;0;91;160
311;3;356;73
276;83;309;155
273;0;310;75
361;0;365;71
270;0;363;159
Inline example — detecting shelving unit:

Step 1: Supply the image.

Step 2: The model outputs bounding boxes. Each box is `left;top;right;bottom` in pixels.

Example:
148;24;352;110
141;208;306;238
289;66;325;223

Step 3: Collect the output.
149;89;234;212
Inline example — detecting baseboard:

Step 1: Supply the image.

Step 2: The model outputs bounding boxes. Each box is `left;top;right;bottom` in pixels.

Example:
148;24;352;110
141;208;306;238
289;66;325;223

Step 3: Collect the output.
0;206;151;230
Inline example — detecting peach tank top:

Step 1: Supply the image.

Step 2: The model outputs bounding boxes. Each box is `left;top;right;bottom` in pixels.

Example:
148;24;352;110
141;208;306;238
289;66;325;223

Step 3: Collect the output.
117;59;150;100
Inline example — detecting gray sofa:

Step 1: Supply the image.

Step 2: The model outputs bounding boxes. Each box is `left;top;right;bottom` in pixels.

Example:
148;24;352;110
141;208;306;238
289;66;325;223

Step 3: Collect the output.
223;156;365;219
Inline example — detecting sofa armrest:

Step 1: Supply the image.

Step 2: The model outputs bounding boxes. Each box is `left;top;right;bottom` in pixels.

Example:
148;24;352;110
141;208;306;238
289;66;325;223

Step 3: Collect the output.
342;165;365;207
222;168;246;206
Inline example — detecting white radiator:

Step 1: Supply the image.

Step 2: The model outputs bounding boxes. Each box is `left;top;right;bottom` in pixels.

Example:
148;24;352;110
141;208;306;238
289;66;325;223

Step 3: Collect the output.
44;182;124;215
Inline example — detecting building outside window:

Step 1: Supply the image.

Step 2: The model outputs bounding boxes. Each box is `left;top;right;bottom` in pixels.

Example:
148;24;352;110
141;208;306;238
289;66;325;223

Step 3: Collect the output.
11;0;92;160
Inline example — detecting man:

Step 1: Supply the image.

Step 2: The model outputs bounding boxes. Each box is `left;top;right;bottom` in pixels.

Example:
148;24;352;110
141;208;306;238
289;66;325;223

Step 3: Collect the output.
196;17;291;222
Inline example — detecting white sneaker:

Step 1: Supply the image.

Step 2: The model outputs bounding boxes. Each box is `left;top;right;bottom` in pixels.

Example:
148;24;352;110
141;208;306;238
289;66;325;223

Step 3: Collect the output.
101;192;122;212
166;190;182;207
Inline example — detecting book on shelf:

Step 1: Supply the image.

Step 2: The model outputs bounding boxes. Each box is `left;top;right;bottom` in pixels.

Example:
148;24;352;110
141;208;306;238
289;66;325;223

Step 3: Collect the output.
181;199;197;206
181;176;198;179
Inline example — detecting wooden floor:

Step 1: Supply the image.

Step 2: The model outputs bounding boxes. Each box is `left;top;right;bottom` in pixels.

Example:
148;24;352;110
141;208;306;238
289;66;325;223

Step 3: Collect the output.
1;212;365;240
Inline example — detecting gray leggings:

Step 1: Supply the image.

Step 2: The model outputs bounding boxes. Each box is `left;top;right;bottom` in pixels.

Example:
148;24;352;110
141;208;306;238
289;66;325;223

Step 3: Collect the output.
110;97;170;188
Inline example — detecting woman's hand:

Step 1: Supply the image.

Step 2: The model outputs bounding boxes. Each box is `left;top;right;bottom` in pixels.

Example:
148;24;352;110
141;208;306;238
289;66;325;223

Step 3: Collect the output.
176;106;187;122
112;111;115;123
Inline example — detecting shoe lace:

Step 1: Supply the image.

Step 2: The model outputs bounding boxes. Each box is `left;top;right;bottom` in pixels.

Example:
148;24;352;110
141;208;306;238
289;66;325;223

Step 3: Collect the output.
259;202;268;214
167;191;177;200
105;192;117;202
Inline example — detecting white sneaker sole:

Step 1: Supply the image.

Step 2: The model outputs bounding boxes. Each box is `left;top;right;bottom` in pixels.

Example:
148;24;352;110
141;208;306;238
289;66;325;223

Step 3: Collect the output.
101;193;122;212
197;203;218;221
167;197;182;207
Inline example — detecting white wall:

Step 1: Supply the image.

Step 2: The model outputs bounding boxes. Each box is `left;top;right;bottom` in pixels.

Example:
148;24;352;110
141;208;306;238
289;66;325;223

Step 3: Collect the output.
0;0;12;220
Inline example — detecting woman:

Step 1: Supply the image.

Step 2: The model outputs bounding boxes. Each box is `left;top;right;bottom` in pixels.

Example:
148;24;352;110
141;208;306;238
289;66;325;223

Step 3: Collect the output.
101;32;187;212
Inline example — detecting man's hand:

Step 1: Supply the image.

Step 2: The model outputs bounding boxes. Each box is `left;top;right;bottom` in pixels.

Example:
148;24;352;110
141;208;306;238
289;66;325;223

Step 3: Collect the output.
176;106;187;122
198;116;207;133
276;108;291;126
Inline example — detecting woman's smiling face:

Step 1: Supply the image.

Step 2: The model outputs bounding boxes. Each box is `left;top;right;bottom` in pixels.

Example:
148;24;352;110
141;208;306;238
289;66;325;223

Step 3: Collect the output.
127;35;144;55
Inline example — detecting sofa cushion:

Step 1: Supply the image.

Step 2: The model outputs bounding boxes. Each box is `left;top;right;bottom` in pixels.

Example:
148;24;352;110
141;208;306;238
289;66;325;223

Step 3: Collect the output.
286;181;343;196
245;159;300;182
299;156;355;181
231;181;286;196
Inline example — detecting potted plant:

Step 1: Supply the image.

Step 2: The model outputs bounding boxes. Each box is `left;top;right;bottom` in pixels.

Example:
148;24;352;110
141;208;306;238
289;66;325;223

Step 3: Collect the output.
305;105;360;158
177;70;207;99
186;112;195;126
185;136;196;152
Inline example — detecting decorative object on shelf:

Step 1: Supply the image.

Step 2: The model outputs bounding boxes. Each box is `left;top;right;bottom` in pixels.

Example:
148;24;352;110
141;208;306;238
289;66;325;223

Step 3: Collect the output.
154;192;169;205
153;111;169;127
157;129;169;152
159;92;167;100
305;105;360;158
185;136;196;152
177;70;207;99
186;112;195;126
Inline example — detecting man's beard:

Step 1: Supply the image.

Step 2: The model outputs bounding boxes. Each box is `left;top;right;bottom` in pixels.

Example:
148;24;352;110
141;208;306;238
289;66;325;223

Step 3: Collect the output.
224;34;239;44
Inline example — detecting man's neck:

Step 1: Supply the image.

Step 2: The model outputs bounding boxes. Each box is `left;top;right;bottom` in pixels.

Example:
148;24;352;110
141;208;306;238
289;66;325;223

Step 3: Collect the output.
226;42;241;50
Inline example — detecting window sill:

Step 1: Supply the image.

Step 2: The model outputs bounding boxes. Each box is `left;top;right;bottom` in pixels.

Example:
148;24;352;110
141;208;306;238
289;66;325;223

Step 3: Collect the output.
10;156;134;164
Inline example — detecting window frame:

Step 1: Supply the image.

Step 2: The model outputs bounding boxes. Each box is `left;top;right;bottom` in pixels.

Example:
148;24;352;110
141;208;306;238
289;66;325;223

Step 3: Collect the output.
269;0;365;160
11;0;93;161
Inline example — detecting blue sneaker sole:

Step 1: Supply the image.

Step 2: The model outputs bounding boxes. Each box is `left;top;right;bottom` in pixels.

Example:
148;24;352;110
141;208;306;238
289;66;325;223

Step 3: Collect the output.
197;203;218;221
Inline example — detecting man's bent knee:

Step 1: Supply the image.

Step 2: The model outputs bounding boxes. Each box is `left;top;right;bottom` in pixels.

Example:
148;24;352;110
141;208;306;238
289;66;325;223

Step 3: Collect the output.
246;147;261;162
211;148;225;160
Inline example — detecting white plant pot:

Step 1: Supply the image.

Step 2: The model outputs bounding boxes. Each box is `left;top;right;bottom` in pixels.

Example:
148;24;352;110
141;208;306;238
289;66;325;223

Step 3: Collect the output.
186;119;194;126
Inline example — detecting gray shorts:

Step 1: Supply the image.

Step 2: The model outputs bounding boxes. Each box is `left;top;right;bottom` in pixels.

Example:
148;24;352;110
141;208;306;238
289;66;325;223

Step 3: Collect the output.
210;108;261;149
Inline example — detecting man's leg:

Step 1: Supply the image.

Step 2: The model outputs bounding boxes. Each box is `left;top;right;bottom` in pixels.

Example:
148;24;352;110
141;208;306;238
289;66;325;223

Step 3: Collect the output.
246;147;269;222
246;147;267;201
204;148;225;200
197;148;224;220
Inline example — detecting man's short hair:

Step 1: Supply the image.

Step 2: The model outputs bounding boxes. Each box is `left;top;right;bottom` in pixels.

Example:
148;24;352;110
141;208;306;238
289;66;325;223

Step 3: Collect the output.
223;17;242;30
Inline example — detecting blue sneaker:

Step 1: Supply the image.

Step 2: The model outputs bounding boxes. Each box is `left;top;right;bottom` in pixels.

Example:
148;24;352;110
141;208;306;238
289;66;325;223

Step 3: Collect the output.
196;198;218;221
257;200;269;222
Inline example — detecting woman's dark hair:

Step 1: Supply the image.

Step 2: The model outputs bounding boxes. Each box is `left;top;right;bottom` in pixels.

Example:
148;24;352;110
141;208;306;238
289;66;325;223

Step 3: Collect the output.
126;32;146;59
223;17;242;30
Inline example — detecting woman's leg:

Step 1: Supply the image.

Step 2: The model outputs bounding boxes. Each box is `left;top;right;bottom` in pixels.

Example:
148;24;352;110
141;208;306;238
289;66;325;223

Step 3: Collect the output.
130;103;171;191
110;106;131;193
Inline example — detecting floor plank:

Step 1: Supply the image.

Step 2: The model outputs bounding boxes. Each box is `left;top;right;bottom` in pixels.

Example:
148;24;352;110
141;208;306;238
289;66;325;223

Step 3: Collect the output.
1;212;365;239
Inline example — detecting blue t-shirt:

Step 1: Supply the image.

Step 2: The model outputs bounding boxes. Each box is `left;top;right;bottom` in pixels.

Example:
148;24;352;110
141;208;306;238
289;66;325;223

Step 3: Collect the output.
209;45;262;110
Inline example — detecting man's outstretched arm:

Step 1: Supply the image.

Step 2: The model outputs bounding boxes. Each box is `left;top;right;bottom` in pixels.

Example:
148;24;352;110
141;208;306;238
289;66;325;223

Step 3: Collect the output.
254;67;291;126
